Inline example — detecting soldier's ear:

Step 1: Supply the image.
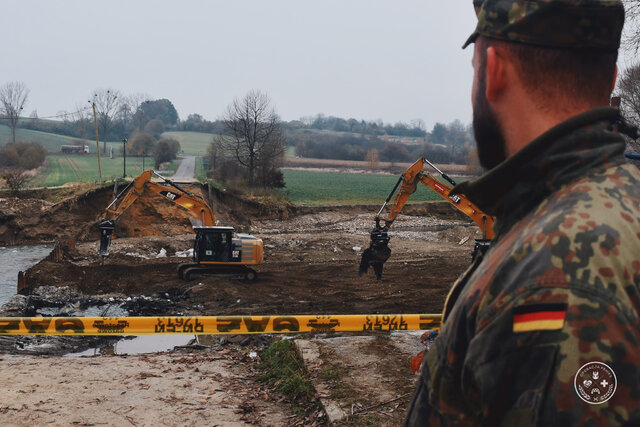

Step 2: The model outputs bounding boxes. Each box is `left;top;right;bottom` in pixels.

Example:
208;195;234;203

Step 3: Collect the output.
485;46;507;102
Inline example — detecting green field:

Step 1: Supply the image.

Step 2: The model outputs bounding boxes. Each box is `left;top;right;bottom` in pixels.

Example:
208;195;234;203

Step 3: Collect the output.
1;126;456;203
161;131;217;156
0;124;94;152
280;169;444;205
0;125;218;157
37;155;152;186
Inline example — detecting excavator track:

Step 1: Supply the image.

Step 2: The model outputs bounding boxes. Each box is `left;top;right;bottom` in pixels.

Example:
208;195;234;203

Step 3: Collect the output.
177;263;257;281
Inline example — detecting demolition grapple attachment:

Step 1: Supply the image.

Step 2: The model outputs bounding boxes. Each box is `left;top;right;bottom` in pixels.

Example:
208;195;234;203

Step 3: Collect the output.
359;220;392;280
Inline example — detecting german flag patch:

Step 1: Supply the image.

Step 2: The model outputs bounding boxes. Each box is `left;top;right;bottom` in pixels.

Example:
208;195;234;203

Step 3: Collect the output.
512;303;568;333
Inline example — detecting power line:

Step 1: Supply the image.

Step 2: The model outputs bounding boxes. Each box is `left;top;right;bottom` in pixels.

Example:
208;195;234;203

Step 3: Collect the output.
0;106;92;121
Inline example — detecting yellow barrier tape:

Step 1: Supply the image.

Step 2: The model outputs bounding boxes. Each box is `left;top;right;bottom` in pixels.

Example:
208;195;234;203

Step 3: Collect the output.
0;314;442;336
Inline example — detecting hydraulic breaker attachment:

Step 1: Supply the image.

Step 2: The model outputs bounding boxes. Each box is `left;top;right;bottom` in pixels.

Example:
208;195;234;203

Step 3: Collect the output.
359;221;392;280
98;219;115;257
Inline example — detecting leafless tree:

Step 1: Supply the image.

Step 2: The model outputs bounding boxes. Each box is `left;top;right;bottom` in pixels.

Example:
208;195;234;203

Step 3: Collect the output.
618;63;640;124
69;103;93;139
121;93;150;132
365;148;380;171
1;167;31;197
218;90;285;188
616;63;640;151
91;88;121;153
623;0;640;52
0;82;29;143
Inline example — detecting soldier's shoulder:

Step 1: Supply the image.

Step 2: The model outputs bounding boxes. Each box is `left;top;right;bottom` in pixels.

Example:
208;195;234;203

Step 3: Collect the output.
470;163;640;317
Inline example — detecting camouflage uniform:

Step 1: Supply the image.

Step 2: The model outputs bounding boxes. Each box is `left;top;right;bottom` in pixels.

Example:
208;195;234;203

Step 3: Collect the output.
406;106;640;425
406;1;640;425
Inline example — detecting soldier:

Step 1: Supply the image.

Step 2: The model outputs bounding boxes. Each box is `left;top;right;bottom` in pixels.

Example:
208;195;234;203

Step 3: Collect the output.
406;0;640;425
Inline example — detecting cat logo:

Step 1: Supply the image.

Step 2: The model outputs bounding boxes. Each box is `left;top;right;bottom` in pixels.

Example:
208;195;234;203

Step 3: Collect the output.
161;191;180;201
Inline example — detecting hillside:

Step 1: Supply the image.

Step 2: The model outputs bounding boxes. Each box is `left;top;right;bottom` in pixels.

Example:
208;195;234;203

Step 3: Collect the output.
0;124;93;152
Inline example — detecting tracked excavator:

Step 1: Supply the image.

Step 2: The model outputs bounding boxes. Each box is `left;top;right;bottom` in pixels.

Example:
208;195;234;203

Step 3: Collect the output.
359;158;494;280
97;170;263;281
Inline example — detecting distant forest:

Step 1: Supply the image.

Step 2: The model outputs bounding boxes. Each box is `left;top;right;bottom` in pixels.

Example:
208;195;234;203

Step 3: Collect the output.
17;98;475;165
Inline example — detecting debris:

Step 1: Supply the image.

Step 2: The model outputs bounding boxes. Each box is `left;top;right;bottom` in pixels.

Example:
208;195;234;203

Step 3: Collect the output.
352;246;361;252
156;248;167;258
175;248;193;258
458;236;470;245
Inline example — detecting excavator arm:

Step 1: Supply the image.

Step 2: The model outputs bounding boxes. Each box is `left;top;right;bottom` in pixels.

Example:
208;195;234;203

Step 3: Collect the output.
98;170;216;256
359;158;494;280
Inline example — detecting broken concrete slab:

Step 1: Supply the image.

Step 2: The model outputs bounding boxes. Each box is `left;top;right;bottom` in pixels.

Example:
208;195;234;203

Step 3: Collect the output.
296;332;425;425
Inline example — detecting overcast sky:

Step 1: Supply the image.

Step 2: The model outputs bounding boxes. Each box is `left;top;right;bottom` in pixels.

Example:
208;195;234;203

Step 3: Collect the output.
1;1;636;130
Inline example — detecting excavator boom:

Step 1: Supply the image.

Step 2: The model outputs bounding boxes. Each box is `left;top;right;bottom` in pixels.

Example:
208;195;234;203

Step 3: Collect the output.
359;158;494;280
98;170;215;256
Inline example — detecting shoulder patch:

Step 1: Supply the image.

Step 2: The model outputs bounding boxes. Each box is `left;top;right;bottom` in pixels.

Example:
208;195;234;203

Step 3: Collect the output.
512;303;567;333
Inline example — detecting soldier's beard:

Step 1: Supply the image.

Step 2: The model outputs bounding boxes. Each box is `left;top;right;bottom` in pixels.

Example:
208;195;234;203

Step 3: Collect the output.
472;70;507;170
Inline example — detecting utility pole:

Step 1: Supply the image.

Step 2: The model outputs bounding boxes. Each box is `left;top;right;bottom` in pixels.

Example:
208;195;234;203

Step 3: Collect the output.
122;137;128;178
90;98;102;184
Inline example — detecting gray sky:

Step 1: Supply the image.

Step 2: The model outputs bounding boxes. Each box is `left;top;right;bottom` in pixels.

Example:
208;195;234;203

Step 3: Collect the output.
0;0;478;129
1;1;636;130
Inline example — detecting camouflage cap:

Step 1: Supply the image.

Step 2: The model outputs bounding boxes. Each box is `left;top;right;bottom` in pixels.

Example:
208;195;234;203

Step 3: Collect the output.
463;0;625;52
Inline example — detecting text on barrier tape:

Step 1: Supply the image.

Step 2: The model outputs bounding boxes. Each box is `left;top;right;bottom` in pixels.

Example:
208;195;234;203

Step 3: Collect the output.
0;314;442;335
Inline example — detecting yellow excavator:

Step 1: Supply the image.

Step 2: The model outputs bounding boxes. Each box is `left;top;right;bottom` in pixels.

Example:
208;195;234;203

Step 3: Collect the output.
359;157;494;280
97;170;263;281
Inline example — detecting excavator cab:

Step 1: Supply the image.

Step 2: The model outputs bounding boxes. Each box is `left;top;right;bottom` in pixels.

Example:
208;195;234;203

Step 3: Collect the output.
194;227;234;263
178;226;262;281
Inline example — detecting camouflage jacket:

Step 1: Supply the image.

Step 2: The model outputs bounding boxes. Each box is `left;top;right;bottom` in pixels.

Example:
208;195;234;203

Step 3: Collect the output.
406;107;640;426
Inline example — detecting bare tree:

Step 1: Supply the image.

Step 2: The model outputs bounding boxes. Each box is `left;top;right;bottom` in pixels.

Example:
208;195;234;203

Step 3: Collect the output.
91;88;121;153
623;0;640;52
218;90;285;188
69;102;92;139
618;63;640;124
365;148;380;171
1;167;31;197
0;82;29;143
121;93;150;132
616;63;640;151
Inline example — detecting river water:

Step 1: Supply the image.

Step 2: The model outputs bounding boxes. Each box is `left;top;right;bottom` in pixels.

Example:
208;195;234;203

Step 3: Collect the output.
0;244;54;307
0;244;197;355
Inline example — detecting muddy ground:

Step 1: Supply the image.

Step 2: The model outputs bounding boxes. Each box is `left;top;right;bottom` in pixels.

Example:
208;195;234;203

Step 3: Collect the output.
2;180;478;319
19;211;477;317
0;182;479;425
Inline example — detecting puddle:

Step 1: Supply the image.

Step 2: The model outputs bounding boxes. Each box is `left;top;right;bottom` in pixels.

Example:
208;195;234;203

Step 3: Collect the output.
0;244;55;306
66;334;197;357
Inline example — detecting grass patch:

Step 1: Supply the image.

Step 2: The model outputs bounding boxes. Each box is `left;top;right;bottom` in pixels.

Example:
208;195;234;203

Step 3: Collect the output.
161;131;217;156
280;169;445;205
258;339;315;402
320;366;357;402
195;156;207;182
37;154;151;186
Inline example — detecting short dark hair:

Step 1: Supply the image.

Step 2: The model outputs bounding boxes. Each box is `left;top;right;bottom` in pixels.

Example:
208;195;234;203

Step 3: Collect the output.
477;36;618;110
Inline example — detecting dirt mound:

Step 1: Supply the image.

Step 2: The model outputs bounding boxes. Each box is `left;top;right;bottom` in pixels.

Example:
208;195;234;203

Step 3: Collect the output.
0;182;295;246
0;198;54;244
207;184;296;224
